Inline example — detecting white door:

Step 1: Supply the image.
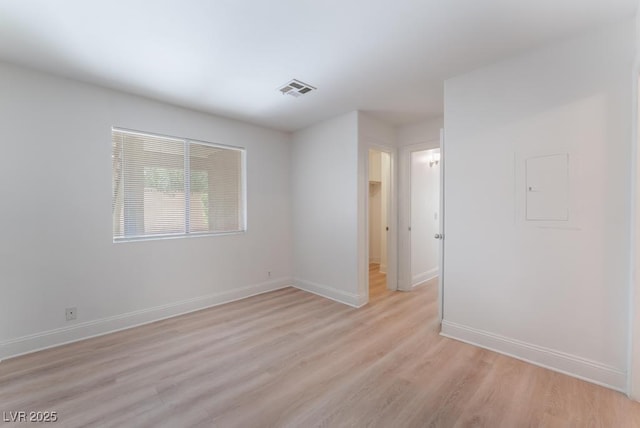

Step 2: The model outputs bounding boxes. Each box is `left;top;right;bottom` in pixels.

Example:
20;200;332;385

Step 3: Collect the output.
400;141;440;284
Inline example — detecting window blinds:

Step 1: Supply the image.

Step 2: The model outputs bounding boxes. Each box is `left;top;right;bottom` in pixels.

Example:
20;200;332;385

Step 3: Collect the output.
112;129;245;241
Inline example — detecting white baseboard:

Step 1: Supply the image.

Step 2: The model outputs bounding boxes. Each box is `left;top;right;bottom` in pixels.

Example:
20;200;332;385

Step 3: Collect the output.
0;277;293;361
369;257;380;264
293;278;366;308
441;320;627;392
412;267;439;287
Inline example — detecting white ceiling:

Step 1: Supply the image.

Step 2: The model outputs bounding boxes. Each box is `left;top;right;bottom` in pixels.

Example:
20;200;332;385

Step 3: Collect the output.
0;0;636;131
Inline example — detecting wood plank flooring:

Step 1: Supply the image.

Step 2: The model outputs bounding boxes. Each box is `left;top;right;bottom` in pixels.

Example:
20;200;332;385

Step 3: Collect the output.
1;263;640;427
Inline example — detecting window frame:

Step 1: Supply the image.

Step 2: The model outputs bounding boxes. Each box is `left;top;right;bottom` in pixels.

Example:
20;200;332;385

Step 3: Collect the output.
112;127;247;243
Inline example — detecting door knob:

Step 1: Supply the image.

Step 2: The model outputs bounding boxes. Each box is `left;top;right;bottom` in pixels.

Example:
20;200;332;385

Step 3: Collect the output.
434;233;443;239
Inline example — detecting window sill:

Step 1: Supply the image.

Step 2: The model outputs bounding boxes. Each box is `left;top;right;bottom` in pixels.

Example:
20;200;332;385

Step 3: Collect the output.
113;230;246;243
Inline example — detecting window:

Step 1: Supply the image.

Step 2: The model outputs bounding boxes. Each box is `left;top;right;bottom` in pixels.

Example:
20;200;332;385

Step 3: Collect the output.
112;128;245;241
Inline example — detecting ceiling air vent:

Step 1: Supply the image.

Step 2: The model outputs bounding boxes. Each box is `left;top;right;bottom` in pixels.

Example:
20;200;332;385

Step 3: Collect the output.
279;79;316;98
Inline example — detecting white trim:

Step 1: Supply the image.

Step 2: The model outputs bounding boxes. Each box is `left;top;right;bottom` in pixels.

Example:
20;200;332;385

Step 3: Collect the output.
412;267;439;287
630;56;640;400
113;229;246;243
360;135;398;299
441;320;627;392
0;277;293;361
112;126;246;151
438;129;445;323
293;278;366;308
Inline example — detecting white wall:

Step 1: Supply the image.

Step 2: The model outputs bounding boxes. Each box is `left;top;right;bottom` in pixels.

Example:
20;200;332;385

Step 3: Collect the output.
397;116;443;147
411;149;440;285
0;62;293;359
291;112;362;306
369;149;382;182
442;21;634;391
359;113;397;148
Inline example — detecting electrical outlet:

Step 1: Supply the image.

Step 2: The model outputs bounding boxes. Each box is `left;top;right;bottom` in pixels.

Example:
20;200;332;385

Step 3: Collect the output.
267;271;272;278
65;307;77;321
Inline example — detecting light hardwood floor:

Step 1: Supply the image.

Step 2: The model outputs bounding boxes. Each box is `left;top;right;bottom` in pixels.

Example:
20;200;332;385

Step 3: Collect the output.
1;264;640;427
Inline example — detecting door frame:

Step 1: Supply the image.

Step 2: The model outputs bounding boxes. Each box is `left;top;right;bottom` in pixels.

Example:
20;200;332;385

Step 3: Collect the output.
398;142;439;289
438;129;445;322
362;143;398;302
398;139;443;317
630;72;640;400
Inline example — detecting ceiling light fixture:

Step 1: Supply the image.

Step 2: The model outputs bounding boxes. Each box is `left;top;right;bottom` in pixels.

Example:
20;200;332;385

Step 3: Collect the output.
278;79;317;98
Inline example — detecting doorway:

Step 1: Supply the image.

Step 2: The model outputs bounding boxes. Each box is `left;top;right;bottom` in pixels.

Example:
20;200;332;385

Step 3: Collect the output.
398;136;444;319
410;148;441;286
368;148;391;298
